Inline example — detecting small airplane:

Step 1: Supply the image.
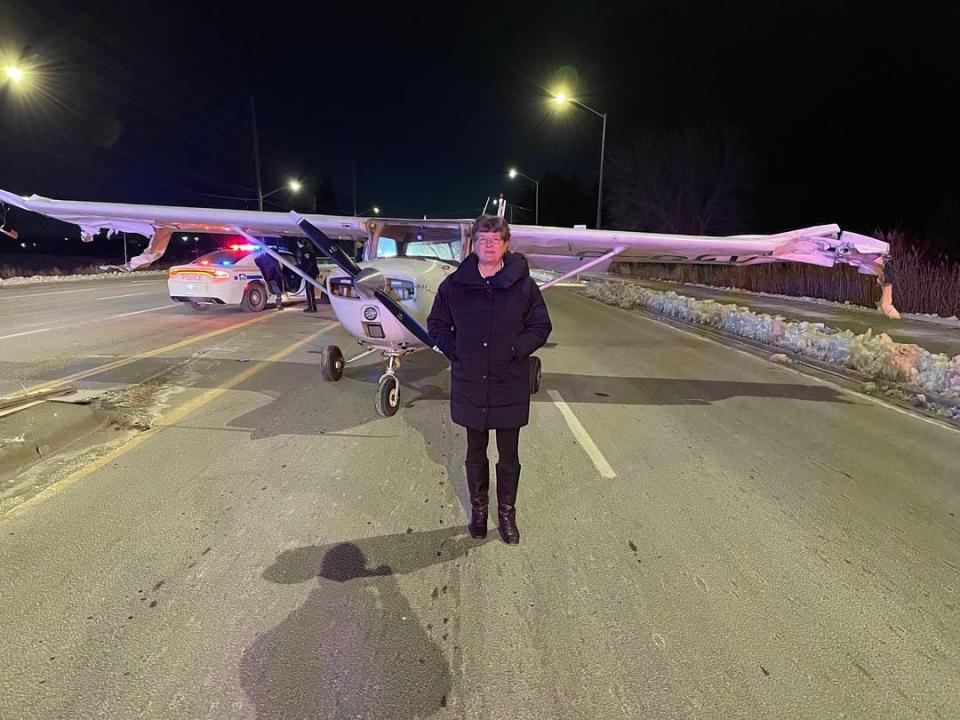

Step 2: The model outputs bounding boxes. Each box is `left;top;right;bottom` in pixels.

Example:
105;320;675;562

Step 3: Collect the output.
0;189;894;416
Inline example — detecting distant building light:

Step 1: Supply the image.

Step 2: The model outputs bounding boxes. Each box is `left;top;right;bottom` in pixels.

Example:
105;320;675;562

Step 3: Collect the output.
20;242;27;248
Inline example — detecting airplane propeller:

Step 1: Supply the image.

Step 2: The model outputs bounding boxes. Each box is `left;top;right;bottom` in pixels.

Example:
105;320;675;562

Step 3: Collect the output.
291;212;439;351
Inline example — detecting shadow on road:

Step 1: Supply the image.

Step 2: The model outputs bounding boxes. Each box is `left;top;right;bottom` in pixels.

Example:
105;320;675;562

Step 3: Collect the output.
240;527;486;719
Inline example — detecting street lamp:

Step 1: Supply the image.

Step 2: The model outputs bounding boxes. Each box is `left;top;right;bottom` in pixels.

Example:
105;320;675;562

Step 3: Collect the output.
4;66;24;84
507;168;539;225
551;88;607;229
357;205;380;216
259;178;302;207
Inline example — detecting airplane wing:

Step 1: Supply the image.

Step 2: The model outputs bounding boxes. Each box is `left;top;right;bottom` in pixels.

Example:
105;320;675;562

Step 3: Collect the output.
2;189;889;278
506;223;890;278
0;190;368;271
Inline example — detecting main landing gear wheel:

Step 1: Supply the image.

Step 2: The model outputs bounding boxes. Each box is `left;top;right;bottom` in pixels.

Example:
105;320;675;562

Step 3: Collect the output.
320;345;344;381
529;355;542;394
375;374;401;417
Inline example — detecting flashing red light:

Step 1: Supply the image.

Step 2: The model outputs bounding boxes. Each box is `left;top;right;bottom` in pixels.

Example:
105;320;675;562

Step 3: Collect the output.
228;243;260;252
199;259;210;265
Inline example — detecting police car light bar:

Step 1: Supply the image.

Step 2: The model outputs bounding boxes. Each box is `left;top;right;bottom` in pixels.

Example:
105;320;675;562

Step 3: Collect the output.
228;243;260;251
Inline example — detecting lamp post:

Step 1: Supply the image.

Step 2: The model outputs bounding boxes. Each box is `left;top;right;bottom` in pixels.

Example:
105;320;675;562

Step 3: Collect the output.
507;168;539;225
357;205;380;217
551;90;607;229
259;179;302;208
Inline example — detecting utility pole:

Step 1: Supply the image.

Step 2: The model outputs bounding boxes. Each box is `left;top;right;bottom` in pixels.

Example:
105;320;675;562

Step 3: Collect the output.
352;156;357;216
250;97;263;211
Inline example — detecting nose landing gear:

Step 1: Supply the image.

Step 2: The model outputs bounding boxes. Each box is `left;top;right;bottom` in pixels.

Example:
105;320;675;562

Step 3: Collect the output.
375;354;402;417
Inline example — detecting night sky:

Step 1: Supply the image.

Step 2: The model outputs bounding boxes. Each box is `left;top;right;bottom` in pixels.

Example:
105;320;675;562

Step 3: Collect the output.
1;1;958;245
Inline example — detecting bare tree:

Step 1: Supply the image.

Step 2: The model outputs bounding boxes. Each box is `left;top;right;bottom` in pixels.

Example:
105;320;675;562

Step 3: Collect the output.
607;125;757;235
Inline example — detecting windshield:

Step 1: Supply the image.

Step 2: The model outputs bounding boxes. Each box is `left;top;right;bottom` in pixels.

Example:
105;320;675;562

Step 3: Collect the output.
374;225;461;261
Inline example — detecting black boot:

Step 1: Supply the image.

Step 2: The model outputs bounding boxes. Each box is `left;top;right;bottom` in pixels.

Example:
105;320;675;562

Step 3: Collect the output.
464;461;489;539
496;462;521;545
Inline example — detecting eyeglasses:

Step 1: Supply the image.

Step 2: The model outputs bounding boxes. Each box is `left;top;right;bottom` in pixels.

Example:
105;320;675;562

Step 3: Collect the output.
475;236;505;246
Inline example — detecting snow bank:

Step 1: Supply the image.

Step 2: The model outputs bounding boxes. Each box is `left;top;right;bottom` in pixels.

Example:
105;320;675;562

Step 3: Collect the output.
0;270;166;287
673;281;960;327
584;279;960;418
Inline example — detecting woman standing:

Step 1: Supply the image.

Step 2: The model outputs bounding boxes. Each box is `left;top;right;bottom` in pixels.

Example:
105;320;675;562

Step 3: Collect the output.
427;215;552;545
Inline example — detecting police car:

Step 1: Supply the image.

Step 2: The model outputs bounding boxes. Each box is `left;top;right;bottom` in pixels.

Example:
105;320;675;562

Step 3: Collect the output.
167;243;309;312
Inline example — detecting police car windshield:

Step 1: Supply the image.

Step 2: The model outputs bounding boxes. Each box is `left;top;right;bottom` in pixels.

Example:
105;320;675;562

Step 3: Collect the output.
195;250;250;265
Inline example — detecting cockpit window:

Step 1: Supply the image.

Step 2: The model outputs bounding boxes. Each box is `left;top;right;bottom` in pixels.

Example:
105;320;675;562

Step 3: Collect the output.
378;237;398;258
373;225;462;260
406;239;461;260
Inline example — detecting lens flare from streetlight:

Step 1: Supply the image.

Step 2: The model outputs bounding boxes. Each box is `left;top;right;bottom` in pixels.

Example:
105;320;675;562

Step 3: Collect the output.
373;206;380;214
288;180;302;192
552;88;569;106
508;168;518;178
4;66;24;84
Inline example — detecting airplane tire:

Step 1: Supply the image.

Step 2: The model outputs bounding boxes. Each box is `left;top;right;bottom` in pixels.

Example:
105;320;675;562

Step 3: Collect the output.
320;345;344;381
241;283;268;313
375;374;400;417
189;301;209;312
529;355;542;394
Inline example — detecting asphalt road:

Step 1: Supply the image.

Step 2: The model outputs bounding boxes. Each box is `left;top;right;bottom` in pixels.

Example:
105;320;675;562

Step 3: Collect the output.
0;280;957;719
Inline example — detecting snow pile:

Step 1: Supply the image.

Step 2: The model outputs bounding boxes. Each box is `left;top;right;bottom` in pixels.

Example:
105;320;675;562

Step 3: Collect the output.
584;279;960;413
530;269;560;283
0;270;166;287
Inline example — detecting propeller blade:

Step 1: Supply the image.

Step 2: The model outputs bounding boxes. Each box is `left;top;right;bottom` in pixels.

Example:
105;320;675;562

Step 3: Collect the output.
373;287;437;350
290;212;362;278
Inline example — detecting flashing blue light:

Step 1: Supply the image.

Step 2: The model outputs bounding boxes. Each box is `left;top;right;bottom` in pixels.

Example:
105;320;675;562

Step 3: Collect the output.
220;260;232;266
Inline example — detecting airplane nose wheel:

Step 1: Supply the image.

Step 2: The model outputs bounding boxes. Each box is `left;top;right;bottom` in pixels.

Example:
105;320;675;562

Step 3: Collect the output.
375;354;402;417
376;374;401;417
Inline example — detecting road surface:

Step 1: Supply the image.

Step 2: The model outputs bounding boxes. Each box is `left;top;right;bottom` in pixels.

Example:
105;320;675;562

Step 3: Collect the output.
0;278;957;719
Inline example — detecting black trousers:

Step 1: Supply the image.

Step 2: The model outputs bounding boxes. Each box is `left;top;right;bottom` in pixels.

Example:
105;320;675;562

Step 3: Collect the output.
465;427;520;466
304;282;316;310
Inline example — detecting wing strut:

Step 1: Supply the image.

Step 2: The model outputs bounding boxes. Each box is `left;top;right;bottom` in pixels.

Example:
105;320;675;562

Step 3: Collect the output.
537;246;626;290
232;227;329;297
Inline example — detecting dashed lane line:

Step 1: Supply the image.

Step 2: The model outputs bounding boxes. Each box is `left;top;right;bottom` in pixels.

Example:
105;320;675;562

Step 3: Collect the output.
96;292;150;300
4;310;285;397
0;305;177;344
0;323;338;524
547;389;617;478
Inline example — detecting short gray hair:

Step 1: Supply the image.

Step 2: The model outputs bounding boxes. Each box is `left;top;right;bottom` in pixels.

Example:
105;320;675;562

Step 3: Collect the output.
471;214;511;244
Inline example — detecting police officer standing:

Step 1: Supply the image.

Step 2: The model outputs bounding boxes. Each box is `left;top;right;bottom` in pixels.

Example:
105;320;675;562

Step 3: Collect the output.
297;238;320;313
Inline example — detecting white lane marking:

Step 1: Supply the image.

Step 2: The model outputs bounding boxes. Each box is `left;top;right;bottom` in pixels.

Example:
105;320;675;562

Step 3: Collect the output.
97;292;149;300
106;304;177;319
0;304;176;343
635;306;960;436
0;287;99;301
131;281;159;285
547;389;617;478
0;327;54;341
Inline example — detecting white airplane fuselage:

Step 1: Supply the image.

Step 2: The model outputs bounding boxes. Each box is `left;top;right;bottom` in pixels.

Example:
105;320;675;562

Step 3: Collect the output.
326;256;457;353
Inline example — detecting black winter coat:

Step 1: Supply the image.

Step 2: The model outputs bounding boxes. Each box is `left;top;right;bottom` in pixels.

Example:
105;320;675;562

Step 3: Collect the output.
427;252;552;430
